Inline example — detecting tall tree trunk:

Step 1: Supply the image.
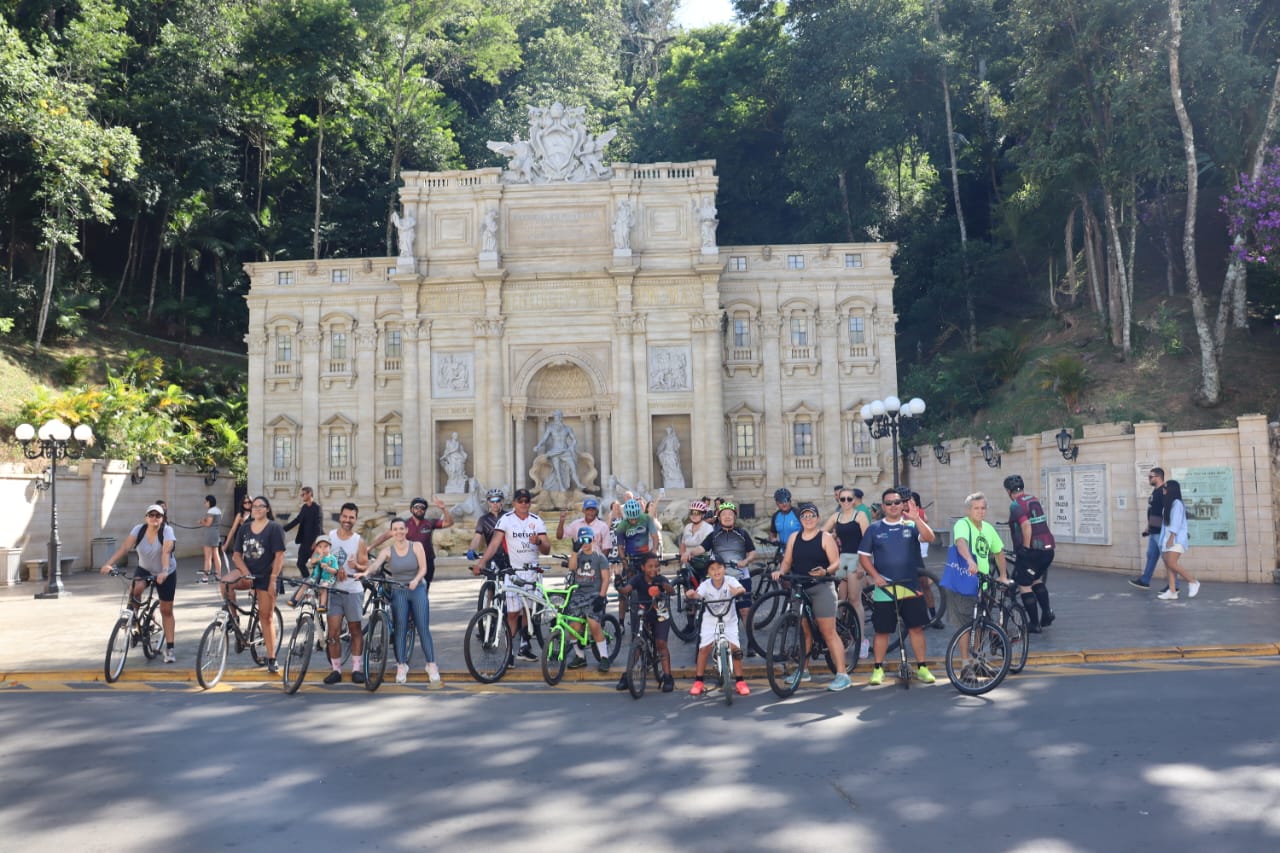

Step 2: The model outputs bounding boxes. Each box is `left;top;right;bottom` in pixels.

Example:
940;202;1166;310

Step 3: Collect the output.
1103;191;1125;352
1218;62;1280;344
102;214;140;319
312;98;326;261
837;170;854;241
933;3;973;351
35;208;60;351
1123;184;1137;355
1080;197;1106;319
1061;207;1077;312
1168;0;1220;404
149;205;167;316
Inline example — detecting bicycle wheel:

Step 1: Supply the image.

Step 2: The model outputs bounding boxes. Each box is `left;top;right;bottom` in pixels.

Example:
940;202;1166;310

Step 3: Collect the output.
746;590;788;652
542;629;568;686
752;568;779;605
476;580;495;612
104;618;131;683
719;643;734;706
669;581;698;643
921;570;947;628
765;613;804;698
364;610;389;692
824;614;859;674
196;621;229;688
248;606;284;666
627;643;648;699
589;614;624;667
141;602;164;660
945;618;1011;696
282;617;315;695
463;607;511;683
1000;601;1030;674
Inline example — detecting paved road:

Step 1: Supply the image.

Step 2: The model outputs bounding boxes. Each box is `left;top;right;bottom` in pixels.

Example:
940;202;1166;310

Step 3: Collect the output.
3;660;1278;851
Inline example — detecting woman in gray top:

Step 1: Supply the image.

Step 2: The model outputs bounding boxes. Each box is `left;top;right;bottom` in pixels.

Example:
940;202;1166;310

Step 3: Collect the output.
368;518;440;686
99;504;178;663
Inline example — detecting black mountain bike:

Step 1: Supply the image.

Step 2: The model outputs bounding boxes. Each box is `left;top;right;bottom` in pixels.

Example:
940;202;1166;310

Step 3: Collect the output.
196;578;283;688
103;569;163;683
764;575;859;698
944;572;1013;695
624;594;668;699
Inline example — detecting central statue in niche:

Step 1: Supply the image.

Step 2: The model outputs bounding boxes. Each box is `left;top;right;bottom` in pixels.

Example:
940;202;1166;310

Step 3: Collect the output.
487;102;617;184
529;410;599;509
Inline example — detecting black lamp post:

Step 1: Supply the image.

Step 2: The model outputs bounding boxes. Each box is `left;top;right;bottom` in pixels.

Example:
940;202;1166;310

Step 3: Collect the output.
933;442;951;465
861;396;926;488
1056;428;1079;462
15;420;93;599
903;446;921;468
981;435;1002;469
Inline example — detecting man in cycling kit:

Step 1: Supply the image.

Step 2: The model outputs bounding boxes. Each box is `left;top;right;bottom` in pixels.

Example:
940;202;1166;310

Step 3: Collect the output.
467;489;507;565
858;488;937;685
1004;475;1056;632
612;499;660;621
690;502;761;655
473;488;549;664
768;488;802;550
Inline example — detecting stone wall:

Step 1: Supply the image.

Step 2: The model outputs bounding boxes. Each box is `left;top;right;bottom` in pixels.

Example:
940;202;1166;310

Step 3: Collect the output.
905;415;1277;583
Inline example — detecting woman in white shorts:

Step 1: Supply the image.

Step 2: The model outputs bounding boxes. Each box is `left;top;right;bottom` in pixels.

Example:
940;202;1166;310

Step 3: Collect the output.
1157;480;1201;600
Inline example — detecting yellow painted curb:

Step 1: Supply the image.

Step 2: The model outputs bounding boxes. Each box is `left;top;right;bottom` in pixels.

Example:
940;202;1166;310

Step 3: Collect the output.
1083;648;1183;663
1177;643;1280;659
1026;651;1087;665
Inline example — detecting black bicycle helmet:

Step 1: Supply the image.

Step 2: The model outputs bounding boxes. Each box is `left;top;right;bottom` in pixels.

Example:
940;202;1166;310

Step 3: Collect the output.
773;487;792;503
1003;475;1024;492
410;496;428;509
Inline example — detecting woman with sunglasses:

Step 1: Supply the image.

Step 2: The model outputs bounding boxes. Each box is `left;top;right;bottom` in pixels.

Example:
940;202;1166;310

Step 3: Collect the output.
222;495;254;558
229;496;286;674
678;500;715;583
99;504;178;662
824;487;871;660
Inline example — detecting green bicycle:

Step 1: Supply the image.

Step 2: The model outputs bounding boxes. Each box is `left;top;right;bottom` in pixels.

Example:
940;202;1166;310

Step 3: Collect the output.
540;582;623;686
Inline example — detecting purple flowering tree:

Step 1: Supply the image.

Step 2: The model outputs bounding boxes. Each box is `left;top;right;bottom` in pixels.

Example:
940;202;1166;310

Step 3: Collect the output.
1223;148;1280;269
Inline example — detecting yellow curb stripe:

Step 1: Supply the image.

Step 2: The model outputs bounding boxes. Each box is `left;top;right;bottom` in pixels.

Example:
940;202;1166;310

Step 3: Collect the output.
1083;648;1184;663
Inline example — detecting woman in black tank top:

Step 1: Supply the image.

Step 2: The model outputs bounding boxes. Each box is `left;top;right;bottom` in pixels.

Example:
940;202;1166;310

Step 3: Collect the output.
771;503;852;690
824;488;870;648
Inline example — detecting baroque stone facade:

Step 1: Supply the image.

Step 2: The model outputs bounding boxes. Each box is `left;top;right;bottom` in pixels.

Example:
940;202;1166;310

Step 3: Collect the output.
244;112;900;512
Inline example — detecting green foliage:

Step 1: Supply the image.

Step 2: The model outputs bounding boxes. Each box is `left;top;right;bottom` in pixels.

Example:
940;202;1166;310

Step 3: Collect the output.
1146;301;1184;356
1036;355;1089;409
0;319;14;335
54;355;93;386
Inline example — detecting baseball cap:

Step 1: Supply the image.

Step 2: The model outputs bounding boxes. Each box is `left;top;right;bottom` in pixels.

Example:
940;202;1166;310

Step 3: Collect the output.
513;488;533;502
853;489;864;498
583;497;599;510
146;504;165;516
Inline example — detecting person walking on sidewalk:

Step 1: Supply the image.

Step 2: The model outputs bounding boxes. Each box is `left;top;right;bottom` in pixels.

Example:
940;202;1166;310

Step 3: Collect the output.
1157;480;1201;601
1129;468;1166;590
1003;475;1056;632
281;486;323;583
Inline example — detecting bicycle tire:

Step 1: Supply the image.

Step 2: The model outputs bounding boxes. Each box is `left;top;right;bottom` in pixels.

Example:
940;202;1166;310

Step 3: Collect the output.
669;581;698;643
589;614;624;667
104;618;131;683
765;613;804;698
196;621;229;689
248;606;281;666
463;607;510;683
719;643;733;706
748;588;787;643
824;614;859;675
752;568;779;605
1000;600;1030;674
364;610;389;691
945;618;1011;695
282;616;315;694
141;602;164;660
542;629;568;686
476;580;496;612
921;569;947;628
627;642;648;699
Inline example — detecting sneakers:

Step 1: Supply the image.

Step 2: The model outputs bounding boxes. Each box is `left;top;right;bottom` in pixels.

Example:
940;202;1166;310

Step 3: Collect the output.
615;674;629;691
1039;611;1055;628
661;674;675;693
596;659;610;674
786;668;803;690
323;670;342;685
1188;581;1201;598
689;680;705;697
395;663;409;684
1157;589;1179;601
352;670;366;685
828;673;852;692
916;665;936;684
567;654;587;670
735;680;751;696
426;662;442;686
517;644;537;662
266;659;279;675
800;670;812;683
163;649;176;664
868;665;885;686
1128;578;1151;589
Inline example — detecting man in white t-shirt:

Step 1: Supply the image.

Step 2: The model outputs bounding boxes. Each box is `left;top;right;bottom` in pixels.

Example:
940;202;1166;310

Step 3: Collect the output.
323;502;368;685
474;488;549;663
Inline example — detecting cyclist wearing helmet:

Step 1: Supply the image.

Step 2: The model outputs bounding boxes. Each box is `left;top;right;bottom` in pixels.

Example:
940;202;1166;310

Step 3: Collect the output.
769;487;802;549
467;489;508;566
612;498;661;622
679;500;715;581
690;502;761;654
566;527;612;671
557;497;613;553
372;495;453;589
1004;474;1056;631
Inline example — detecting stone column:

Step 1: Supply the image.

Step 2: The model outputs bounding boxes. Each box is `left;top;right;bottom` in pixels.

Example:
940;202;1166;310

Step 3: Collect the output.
759;313;784;488
598;412;612;493
300;299;323;488
245;329;268;494
690;311;726;492
817;312;842;490
631;314;651;487
354;299;378;506
401;319;428;496
513;405;527;492
474;318;505;489
613;315;638;486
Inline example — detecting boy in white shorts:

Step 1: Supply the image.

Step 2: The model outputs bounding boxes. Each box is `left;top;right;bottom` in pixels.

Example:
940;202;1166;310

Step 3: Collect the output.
685;560;750;697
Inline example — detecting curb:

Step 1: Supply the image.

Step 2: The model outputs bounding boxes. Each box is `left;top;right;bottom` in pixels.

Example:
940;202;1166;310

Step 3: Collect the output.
6;643;1278;685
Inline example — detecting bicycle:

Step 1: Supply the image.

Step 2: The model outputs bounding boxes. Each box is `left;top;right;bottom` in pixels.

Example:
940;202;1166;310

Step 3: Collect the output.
280;577;325;694
694;597;740;706
669;562;702;643
992;558;1030;674
944;572;1013;695
540;582;623;686
473;560;547;651
463;565;555;683
874;580;935;690
764;575;859;698
195;576;284;688
749;536;782;605
358;575;414;691
883;568;946;653
624;589;668;700
103;569;163;683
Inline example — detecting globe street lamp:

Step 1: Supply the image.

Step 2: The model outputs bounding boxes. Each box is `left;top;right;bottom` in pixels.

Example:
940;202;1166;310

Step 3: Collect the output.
861;396;926;490
15;420;93;599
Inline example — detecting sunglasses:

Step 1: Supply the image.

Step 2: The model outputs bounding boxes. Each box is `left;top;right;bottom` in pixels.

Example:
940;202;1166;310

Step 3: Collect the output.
882;499;903;507
252;503;268;509
146;512;163;518
689;510;704;515
514;498;531;504
838;497;855;503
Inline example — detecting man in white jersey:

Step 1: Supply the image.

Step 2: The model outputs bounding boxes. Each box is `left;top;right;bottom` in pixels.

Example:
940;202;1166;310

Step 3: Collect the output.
474;488;549;664
323;502;368;685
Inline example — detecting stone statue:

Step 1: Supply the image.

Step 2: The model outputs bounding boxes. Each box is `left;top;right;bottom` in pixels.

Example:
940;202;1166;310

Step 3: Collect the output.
485;102;617;184
480;207;499;254
440;432;468;493
694;196;718;250
533;410;583;492
656;426;685;489
613;200;634;251
391;209;416;258
486;136;534;183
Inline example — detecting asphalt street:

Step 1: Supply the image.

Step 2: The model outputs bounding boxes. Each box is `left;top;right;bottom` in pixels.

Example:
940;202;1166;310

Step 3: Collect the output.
2;660;1278;851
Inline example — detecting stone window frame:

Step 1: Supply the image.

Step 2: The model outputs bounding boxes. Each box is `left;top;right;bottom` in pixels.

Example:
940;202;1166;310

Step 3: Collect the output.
837;297;878;375
786;253;805;270
320;413;356;484
320;313;356;377
841;404;880;481
331;268;350;284
266;414;300;486
376;312;404;385
376;411;403;496
779;299;819;377
723;302;761;378
729;255;748;272
782;401;823;486
267;316;302;390
844;252;863;268
277;270;295;286
725;403;765;490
